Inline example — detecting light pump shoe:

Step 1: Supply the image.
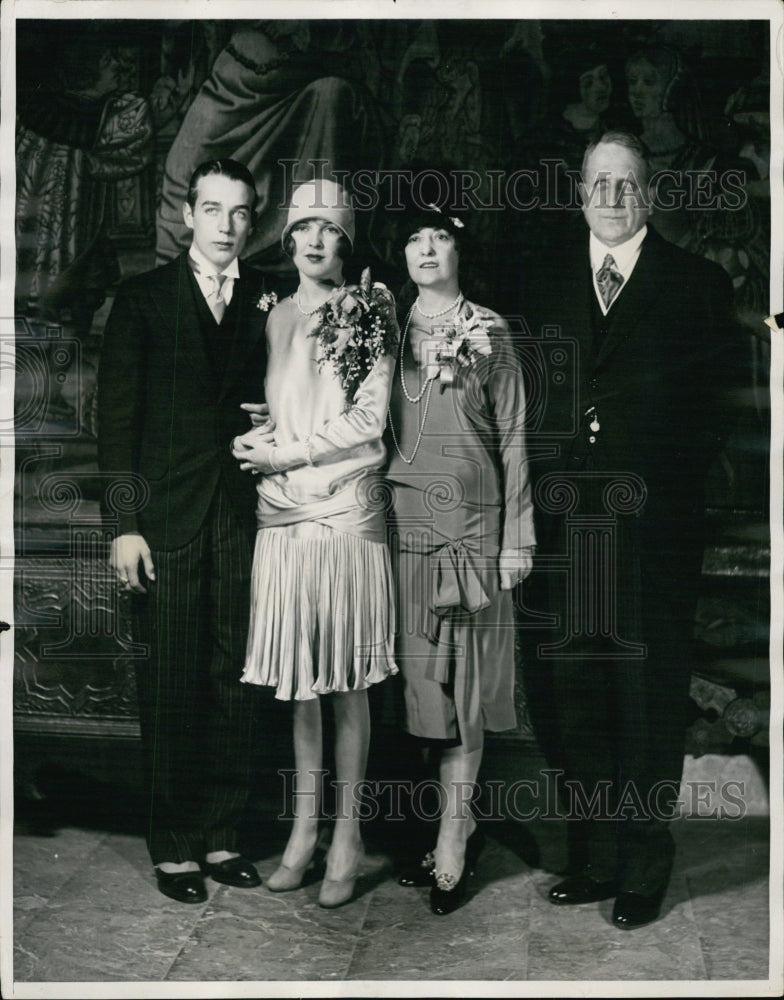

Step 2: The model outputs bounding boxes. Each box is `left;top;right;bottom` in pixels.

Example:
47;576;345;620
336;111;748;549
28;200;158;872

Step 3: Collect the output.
318;849;366;908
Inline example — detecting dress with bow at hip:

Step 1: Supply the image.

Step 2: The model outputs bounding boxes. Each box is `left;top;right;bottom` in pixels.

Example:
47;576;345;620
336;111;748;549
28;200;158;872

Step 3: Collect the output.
386;316;535;752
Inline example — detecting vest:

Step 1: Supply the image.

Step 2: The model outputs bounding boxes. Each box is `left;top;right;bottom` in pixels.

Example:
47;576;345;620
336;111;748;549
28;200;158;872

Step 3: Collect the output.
185;264;241;381
588;267;624;361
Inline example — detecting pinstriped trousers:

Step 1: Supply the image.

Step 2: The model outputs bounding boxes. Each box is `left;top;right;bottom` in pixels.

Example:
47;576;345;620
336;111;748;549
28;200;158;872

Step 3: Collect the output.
131;484;256;865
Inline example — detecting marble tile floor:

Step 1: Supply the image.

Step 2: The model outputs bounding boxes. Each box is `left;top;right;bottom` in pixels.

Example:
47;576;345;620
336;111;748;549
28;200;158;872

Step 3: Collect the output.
11;805;773;990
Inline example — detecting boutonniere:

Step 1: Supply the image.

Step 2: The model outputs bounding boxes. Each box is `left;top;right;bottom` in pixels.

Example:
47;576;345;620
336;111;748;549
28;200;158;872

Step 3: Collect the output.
256;291;278;312
310;267;399;401
427;303;494;385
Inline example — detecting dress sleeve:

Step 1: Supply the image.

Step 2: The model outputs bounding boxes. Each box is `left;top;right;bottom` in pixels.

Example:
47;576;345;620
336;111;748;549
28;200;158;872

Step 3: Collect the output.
483;323;537;551
276;353;395;468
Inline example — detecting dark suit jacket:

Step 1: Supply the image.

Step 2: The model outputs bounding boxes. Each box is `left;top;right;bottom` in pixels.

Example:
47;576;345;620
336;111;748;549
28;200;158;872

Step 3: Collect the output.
524;225;739;626
97;252;272;551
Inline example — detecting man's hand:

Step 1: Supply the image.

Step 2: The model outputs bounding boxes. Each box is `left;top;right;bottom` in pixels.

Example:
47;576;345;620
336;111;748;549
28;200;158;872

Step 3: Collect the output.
499;547;535;590
240;402;275;430
110;533;155;593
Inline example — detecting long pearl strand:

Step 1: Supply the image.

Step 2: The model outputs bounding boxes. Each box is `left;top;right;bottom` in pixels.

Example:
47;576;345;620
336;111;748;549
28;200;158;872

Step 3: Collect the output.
388;294;462;465
400;294;463;403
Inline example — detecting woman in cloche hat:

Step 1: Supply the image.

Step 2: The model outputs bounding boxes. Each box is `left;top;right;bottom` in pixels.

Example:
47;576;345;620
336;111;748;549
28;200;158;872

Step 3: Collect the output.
232;179;399;908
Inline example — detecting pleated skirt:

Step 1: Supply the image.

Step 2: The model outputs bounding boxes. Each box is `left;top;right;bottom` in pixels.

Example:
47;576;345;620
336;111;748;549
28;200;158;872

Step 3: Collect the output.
242;522;398;700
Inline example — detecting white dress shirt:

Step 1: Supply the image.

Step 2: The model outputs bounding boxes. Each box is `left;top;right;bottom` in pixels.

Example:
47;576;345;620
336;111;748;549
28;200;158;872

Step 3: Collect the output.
188;243;239;308
590;225;647;315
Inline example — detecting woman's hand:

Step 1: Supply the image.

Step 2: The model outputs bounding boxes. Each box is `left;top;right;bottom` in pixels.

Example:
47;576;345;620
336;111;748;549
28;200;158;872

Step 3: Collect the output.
498;547;535;590
231;426;279;475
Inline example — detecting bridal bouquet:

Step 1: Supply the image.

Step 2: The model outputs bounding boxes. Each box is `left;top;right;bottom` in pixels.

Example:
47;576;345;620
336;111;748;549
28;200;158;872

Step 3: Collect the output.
311;268;399;401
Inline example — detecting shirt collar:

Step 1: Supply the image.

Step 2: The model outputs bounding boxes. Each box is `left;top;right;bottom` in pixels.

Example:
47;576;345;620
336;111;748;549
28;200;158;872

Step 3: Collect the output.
188;242;240;281
590;225;647;274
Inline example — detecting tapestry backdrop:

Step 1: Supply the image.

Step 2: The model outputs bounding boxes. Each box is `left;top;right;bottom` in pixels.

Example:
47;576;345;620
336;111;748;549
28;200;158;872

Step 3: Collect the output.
14;17;771;752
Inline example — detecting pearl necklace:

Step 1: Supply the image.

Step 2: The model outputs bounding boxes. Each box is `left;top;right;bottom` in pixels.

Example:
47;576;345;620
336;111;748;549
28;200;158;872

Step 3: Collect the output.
399;294;463;403
414;291;463;319
388;379;434;465
388;297;459;465
398;306;433;404
293;282;344;316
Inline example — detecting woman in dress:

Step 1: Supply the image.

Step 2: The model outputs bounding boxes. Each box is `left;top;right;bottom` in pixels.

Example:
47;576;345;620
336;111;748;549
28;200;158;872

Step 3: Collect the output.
386;205;536;914
232;179;398;908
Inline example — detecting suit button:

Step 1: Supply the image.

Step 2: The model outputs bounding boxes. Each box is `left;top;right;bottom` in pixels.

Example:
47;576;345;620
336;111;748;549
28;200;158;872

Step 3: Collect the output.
590;377;599;389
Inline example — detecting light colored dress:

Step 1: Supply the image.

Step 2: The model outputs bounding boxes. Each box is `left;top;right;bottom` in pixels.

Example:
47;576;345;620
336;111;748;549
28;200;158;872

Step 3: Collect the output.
242;296;398;700
386;302;536;752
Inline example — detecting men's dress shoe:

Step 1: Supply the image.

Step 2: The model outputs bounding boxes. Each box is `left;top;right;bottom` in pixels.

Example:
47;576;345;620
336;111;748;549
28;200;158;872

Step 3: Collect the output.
430;866;468;916
155;868;207;904
548;873;617;906
202;856;261;888
612;888;666;929
399;827;486;887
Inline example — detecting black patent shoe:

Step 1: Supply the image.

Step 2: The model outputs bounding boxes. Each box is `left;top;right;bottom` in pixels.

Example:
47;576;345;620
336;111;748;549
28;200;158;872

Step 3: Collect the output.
155;868;207;904
548;871;617;906
399;827;485;887
429;866;468;915
398;850;436;887
612;885;667;929
202;856;261;888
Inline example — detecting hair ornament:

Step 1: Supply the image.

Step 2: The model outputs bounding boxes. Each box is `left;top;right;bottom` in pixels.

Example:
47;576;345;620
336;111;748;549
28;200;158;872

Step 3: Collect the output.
424;202;465;229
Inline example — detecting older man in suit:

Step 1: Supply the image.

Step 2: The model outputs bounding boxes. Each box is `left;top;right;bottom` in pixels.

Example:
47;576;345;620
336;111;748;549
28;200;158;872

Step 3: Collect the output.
524;131;738;928
97;159;272;903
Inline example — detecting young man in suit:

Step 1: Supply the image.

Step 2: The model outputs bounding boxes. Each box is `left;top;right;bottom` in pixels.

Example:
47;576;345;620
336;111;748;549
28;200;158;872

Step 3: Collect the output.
524;131;738;928
97;159;272;903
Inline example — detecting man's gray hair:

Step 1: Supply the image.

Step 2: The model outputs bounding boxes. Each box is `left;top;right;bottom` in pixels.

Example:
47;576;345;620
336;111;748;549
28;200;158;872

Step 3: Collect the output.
581;130;650;189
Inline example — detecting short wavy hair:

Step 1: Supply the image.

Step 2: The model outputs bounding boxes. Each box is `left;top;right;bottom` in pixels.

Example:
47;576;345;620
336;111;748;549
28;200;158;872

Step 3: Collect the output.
186;158;258;215
282;228;352;261
581;130;650;189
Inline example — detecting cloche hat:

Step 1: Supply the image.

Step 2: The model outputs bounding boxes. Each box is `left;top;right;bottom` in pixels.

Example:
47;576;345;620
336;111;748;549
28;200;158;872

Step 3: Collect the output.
281;179;355;249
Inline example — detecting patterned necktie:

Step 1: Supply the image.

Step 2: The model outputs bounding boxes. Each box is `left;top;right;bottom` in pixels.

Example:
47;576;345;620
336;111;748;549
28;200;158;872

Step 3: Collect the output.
596;253;624;311
208;273;228;323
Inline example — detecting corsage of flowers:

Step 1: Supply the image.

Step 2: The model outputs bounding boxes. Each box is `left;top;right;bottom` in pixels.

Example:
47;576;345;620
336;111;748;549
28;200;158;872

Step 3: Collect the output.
310;267;399;401
426;303;494;385
256;291;278;311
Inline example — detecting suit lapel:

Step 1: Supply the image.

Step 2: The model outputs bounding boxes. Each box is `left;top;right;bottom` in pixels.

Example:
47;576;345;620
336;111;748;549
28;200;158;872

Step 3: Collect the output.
218;262;268;401
593;232;666;370
147;255;271;401
563;255;596;384
148;253;215;394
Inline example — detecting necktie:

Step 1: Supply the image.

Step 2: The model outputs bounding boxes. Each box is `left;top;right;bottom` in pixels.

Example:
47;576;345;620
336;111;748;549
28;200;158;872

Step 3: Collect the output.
596;253;624;311
208;273;228;323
